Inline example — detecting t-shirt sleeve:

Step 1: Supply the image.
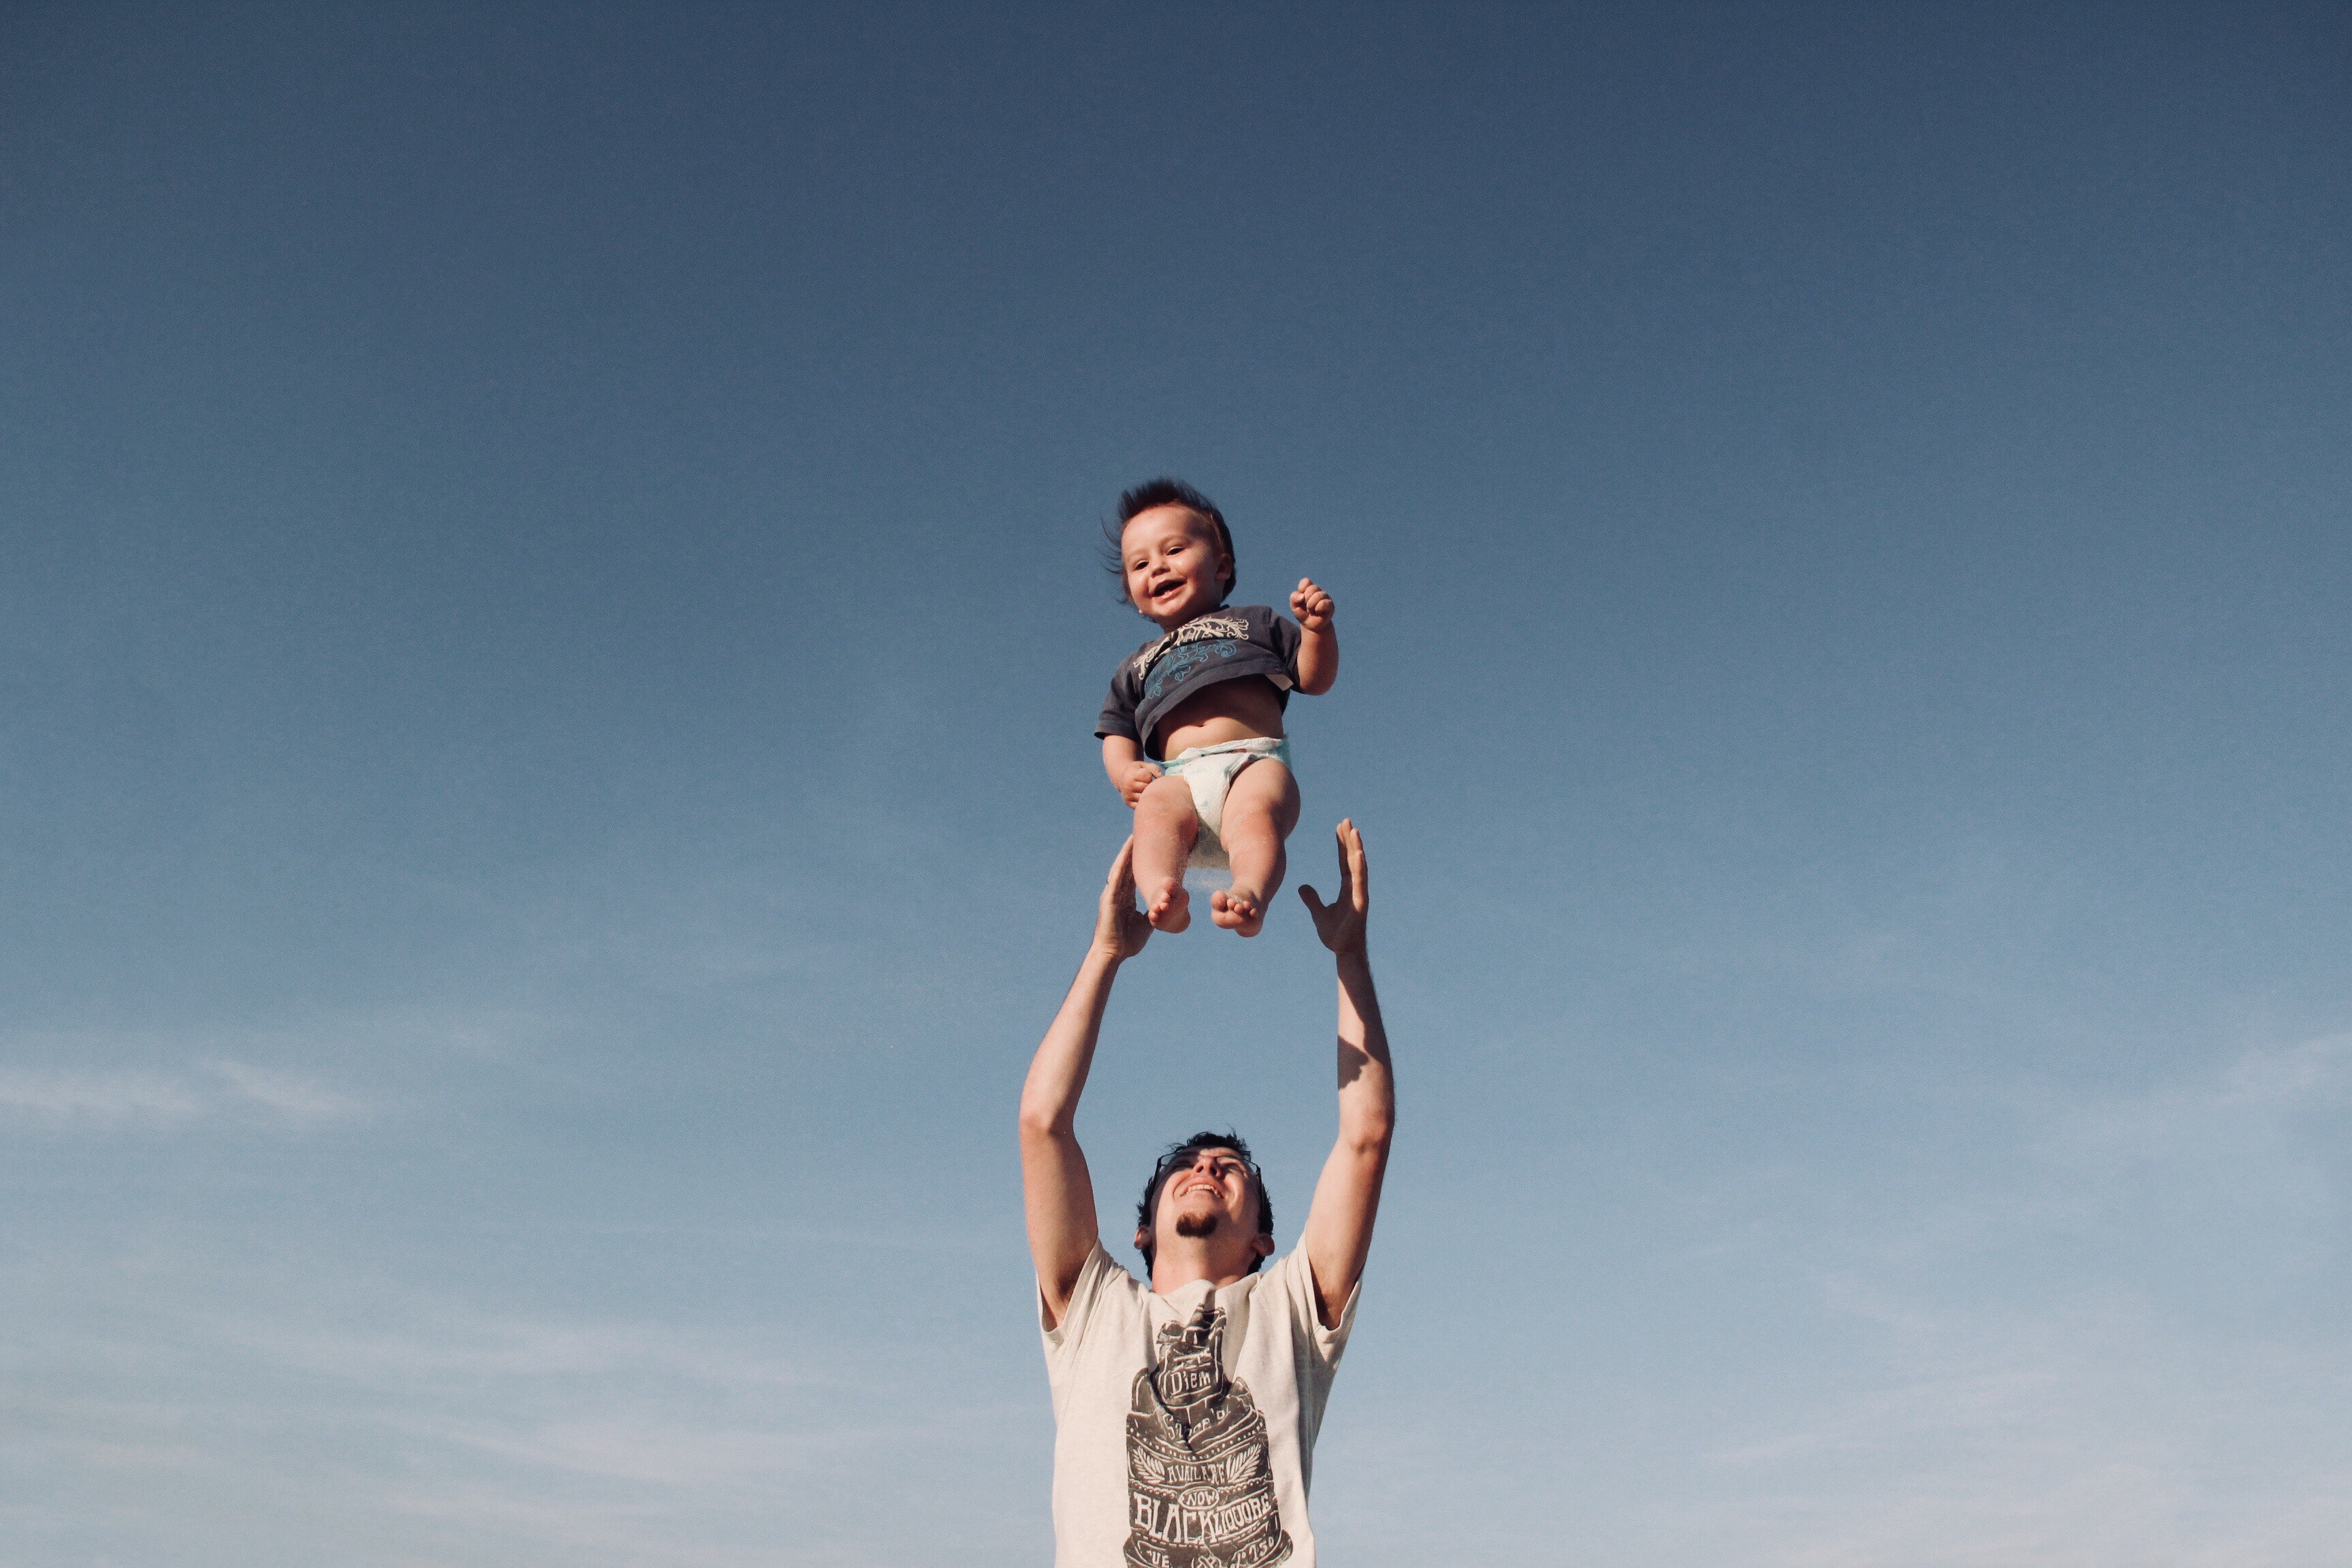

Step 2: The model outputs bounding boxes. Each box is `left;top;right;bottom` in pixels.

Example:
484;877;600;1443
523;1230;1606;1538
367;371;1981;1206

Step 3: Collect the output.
1040;1241;1120;1364
1266;612;1305;687
1096;670;1140;742
1272;1245;1357;1369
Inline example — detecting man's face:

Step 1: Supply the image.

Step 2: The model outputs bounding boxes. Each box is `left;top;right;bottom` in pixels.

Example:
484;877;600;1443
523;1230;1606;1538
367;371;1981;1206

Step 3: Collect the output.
1120;506;1230;630
1140;1147;1269;1266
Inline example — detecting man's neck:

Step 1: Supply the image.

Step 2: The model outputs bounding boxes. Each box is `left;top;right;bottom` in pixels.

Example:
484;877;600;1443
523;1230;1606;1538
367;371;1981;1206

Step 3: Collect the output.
1148;1247;1259;1296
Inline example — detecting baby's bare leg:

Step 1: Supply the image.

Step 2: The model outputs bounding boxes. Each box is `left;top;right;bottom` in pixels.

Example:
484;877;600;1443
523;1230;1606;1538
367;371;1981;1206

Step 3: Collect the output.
1209;760;1300;937
1133;774;1200;932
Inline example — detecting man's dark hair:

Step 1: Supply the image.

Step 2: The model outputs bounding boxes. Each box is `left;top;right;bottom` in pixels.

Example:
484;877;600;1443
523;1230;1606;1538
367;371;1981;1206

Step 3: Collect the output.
1102;477;1236;604
1135;1130;1273;1275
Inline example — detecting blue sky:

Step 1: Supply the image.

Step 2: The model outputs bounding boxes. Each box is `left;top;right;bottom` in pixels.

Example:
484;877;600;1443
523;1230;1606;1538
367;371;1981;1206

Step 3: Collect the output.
4;4;2348;1563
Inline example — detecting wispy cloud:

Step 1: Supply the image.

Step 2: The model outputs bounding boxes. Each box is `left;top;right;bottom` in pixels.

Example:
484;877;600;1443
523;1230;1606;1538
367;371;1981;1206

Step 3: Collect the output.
1693;1303;2352;1568
2055;1031;2352;1145
2219;1031;2352;1107
6;1274;1034;1568
0;1060;363;1127
0;1069;204;1122
419;1417;849;1486
1678;1030;2352;1567
201;1060;367;1121
2025;1031;2349;1241
0;1003;553;1127
248;1313;819;1392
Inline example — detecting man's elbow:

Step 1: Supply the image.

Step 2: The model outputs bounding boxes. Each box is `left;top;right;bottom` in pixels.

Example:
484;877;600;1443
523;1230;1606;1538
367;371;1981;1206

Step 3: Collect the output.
1339;1112;1394;1158
1017;1098;1073;1142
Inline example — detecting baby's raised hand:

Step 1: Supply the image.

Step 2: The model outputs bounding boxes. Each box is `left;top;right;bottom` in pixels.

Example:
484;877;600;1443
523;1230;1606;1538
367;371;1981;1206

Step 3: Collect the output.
1118;760;1162;808
1291;577;1335;631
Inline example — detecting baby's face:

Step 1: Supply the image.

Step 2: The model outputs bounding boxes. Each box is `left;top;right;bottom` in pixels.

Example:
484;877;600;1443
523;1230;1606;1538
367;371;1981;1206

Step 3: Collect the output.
1121;505;1230;629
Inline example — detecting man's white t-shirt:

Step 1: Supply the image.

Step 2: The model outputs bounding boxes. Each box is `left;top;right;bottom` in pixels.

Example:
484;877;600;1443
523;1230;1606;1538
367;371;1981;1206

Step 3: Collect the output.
1039;1243;1358;1568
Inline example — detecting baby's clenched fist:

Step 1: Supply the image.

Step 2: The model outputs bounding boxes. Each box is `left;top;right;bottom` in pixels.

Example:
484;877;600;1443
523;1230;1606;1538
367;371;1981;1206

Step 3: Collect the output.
1119;761;1162;808
1291;577;1335;631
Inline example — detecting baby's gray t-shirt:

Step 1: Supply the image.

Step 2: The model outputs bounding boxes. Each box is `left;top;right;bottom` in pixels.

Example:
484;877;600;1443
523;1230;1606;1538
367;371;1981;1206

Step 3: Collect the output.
1096;605;1305;760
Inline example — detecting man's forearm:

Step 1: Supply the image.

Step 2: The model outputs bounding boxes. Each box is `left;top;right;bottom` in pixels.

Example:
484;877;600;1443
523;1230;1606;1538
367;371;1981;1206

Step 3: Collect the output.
1028;840;1149;1323
1020;947;1123;1136
1296;818;1384;1326
1022;943;1125;1322
1333;949;1394;1148
1301;941;1393;1328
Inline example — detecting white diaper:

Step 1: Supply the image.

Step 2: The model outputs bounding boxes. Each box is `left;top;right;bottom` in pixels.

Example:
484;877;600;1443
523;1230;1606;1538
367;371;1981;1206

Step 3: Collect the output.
1158;737;1293;871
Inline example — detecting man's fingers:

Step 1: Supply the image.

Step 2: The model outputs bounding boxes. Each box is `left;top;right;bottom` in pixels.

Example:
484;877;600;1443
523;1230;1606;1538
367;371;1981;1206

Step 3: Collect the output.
1109;836;1137;896
1322;818;1364;912
1298;885;1326;914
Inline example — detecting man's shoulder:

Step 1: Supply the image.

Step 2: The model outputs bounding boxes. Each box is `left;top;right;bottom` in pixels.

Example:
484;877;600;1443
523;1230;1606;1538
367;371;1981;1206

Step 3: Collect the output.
1259;1245;1317;1300
1056;1243;1147;1330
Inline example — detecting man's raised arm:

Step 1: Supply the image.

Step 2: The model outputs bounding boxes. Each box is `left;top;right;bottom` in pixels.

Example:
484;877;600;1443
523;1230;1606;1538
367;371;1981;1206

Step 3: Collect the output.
1297;820;1395;1329
1019;838;1153;1328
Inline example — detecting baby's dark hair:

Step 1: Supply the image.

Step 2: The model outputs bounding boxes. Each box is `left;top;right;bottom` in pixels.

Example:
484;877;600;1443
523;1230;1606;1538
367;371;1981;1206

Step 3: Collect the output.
1100;476;1236;604
1135;1130;1273;1275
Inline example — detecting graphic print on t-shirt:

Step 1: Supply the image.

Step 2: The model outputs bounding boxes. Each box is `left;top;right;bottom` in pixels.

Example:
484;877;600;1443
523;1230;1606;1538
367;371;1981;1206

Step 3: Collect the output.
1123;1298;1293;1568
1143;639;1242;704
1130;615;1254;682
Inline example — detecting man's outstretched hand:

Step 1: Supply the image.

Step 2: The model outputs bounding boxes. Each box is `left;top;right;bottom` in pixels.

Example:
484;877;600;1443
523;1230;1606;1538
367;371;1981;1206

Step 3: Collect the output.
1095;838;1155;962
1298;819;1369;956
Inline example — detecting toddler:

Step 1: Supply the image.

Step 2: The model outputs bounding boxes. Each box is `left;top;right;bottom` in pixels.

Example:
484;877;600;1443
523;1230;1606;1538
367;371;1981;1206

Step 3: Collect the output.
1095;478;1337;936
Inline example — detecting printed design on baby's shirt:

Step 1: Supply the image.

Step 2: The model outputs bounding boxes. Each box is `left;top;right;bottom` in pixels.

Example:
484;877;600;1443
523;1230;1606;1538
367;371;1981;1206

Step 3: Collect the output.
1123;1298;1292;1568
1132;615;1254;682
1143;640;1242;702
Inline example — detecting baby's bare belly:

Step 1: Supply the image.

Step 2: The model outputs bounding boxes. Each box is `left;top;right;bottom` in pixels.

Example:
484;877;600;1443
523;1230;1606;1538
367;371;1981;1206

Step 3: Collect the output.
1151;676;1288;760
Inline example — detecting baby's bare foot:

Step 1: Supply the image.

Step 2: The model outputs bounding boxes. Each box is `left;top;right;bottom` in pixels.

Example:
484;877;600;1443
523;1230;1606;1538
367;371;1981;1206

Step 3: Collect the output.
1147;878;1192;932
1211;887;1266;937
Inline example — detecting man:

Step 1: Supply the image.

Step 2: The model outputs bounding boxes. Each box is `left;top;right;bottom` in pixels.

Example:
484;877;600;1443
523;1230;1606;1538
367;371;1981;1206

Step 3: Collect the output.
1019;820;1395;1567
